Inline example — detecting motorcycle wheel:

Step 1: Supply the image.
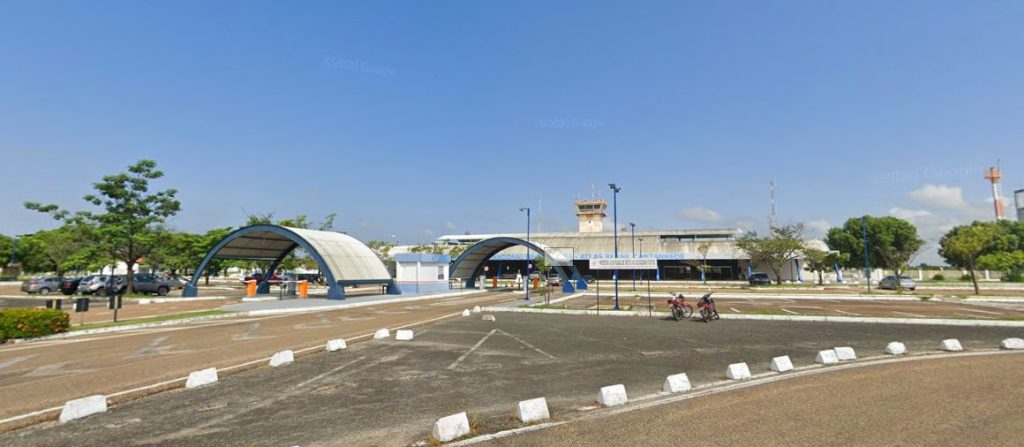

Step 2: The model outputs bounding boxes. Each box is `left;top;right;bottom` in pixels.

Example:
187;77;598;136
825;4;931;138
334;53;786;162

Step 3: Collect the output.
682;304;693;319
672;306;682;321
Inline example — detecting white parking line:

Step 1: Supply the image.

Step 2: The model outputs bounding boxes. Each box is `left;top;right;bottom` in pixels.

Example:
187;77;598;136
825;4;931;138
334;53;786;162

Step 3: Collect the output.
892;311;927;318
779;308;799;315
730;307;741;314
835;309;860;316
448;329;497;370
295;357;366;388
961;308;1004;315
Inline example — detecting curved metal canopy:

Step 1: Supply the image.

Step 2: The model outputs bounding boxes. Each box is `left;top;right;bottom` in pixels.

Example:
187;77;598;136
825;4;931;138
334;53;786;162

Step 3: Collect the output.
449;236;584;292
183;224;394;299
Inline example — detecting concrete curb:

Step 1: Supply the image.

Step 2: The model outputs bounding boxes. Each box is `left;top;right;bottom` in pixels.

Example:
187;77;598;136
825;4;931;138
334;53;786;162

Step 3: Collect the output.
185;368;218;389
479;306;1024;327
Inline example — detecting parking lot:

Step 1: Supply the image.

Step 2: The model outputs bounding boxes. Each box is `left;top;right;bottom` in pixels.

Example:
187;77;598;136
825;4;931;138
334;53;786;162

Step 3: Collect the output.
554;293;1024;320
3;312;1021;446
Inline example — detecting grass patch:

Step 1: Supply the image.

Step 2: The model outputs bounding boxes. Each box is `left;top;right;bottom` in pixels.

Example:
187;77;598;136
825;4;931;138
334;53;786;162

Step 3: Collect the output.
72;310;232;331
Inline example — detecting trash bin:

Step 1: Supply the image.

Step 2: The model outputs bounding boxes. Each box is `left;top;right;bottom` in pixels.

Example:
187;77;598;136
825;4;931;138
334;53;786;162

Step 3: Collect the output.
286;281;297;296
246;280;257;297
298;280;309;298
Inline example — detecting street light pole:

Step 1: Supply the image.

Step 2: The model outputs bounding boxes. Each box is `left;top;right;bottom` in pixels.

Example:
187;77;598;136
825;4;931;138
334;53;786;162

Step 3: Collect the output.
608;183;621;310
520;207;531;301
630;222;636;291
861;216;871;293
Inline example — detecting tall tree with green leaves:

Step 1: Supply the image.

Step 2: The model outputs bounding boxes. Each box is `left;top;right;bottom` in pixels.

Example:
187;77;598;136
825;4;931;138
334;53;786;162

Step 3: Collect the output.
939;221;1001;294
26;159;181;292
735;224;807;285
826;216;925;288
20;223;96;278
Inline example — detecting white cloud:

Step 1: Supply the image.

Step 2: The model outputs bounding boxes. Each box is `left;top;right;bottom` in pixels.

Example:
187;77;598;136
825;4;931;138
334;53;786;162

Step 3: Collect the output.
907;184;968;210
679;207;722;223
804;219;831;239
421;228;434;236
888;207;932;220
444;221;457;230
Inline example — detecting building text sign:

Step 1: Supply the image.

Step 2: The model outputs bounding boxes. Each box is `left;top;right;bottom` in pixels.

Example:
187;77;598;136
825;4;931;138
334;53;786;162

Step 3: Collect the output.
589;258;658;270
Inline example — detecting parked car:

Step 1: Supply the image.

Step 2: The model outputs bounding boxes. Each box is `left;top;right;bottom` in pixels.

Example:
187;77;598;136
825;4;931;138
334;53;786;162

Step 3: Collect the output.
78;275;127;295
59;277;83;295
21;277;60;295
242;272;285;284
878;275;916;291
546;274;562;286
132;274;185;296
748;272;772;286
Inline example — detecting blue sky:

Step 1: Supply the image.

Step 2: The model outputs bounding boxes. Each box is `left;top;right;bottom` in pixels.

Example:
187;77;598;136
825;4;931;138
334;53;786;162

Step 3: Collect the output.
1;1;1022;261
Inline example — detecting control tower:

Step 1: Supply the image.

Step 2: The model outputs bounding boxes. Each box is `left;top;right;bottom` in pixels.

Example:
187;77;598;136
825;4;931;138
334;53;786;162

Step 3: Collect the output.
575;198;607;233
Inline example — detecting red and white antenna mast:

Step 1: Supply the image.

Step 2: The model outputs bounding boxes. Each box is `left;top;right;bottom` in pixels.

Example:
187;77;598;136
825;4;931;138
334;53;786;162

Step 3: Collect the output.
984;162;1005;220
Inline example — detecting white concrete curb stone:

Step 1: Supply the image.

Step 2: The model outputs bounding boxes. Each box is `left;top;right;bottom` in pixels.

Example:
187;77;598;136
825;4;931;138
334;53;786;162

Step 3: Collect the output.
940;339;963;352
432;412;471;443
597;384;628;407
462;309;471;317
885;342;907;355
138;299;151;305
326;339;347;352
269;350;294;367
770;355;794;373
816;349;839;365
1000;338;1024;350
663;373;692;393
834;346;857;361
185;368;218;389
395;330;414;341
374;328;390;340
482;314;496;322
472;306;481;314
59;395;107;423
726;362;751;380
515;397;550;423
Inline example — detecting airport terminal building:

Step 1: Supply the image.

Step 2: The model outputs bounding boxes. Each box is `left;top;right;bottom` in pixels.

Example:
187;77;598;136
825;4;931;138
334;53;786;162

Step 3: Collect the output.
432;199;824;282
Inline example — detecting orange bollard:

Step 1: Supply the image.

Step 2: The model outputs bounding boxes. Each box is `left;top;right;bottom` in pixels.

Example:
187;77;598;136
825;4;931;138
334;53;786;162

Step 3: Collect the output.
298;280;309;298
246;280;257;297
532;277;540;289
492;277;498;288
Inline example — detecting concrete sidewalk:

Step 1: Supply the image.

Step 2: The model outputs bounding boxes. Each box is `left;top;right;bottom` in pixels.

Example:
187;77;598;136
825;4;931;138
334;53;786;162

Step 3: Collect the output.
221;289;486;315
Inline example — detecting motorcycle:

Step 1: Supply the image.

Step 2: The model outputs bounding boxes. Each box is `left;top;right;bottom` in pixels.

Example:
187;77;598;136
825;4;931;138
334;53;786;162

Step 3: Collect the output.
697;292;720;322
666;293;694;321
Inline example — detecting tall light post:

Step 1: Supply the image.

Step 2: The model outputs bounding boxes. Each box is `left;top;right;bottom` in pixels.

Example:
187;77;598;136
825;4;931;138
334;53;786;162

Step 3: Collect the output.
520;207;531;301
608;183;621;310
861;216;871;293
630;222;636;291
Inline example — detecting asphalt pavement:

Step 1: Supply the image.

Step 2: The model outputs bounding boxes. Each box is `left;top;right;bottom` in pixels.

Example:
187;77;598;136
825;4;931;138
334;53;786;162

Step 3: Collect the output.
2;313;1021;446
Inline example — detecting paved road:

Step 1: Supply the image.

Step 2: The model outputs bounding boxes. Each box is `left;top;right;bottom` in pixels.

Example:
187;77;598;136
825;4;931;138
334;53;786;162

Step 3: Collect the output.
492;352;1024;446
0;291;515;422
2;313;1020;446
558;294;1024;320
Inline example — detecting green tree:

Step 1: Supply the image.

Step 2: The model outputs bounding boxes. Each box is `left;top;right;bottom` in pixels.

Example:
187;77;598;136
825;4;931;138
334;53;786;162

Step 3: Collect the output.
735;224;807;285
19;223;96;278
366;240;396;261
826;216;925;288
26;159;181;292
939;221;1001;294
978;251;1024;282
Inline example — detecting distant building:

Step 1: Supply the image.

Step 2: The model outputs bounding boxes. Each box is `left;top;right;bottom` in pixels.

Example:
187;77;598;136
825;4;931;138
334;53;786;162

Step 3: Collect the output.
433;201;826;283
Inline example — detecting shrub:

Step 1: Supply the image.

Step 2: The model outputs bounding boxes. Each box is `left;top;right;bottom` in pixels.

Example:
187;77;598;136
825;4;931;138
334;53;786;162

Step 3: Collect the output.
931;274;945;281
960;273;973;281
1004;270;1024;283
0;308;70;341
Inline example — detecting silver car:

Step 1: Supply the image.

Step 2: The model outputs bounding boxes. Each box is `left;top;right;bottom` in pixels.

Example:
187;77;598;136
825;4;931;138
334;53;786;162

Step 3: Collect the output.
20;277;60;295
878;275;916;291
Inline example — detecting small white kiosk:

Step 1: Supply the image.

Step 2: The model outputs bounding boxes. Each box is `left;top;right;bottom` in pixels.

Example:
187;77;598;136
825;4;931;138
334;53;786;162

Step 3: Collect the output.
394;253;451;293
